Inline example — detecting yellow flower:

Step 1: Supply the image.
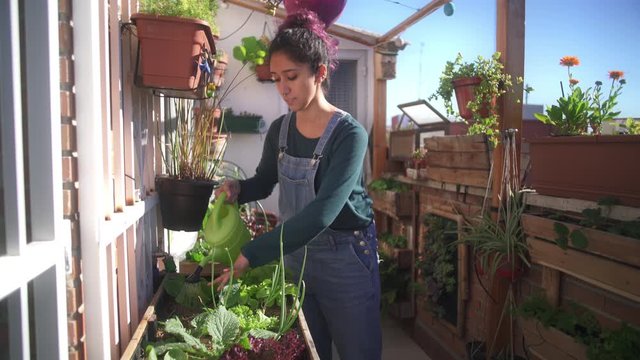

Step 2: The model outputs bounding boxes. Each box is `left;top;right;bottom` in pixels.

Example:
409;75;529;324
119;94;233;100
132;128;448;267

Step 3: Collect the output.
608;70;624;80
560;56;580;67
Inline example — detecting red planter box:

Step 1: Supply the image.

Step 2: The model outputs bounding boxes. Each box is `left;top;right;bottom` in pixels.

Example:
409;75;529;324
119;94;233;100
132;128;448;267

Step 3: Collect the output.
528;135;640;207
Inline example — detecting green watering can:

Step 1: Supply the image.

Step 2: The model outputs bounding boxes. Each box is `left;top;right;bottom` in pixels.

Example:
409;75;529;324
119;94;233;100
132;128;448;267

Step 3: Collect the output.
186;192;251;283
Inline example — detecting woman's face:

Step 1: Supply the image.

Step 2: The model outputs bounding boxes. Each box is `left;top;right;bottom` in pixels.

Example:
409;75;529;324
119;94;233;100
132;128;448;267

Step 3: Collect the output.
270;51;323;112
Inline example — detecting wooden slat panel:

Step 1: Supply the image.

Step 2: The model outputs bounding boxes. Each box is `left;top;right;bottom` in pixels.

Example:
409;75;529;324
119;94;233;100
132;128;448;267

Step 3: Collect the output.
424;134;489;152
421;186;486;207
422;196;483;220
528;237;640;303
153;96;164;184
542;267;561;306
122;9;137;205
522;214;640;268
101;0;114;219
524;193;640;221
425;167;491;188
116;234;131;353
426;151;491;170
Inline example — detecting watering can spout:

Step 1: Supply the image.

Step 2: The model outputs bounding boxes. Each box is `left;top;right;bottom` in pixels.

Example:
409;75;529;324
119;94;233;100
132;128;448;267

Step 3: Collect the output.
202;193;251;267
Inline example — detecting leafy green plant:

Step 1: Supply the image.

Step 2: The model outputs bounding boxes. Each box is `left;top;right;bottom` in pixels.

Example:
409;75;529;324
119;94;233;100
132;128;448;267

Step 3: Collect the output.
588;324;640;360
417;214;458;318
429;52;520;145
621;118;640;135
534;56;627;135
379;252;411;312
139;0;219;34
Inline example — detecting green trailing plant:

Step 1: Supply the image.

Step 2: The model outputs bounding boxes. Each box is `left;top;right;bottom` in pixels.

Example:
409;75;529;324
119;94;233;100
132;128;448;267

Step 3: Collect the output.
139;0;220;34
461;191;530;279
379;252;411;313
429;52;520;145
551;197;640;250
417;214;458;318
519;293;640;359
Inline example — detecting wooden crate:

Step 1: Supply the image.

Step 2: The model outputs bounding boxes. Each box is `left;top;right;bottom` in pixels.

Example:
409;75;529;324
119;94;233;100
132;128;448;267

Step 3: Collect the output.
370;189;415;218
520;318;587;360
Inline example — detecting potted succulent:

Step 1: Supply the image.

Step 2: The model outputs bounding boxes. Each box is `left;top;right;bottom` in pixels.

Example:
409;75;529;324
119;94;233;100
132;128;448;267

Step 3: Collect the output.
233;36;273;82
528;56;640;207
156;98;227;231
429;52;519;145
131;0;220;97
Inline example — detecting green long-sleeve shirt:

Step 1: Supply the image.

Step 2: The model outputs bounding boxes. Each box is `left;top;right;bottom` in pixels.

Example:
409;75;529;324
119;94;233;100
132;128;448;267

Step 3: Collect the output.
238;112;373;267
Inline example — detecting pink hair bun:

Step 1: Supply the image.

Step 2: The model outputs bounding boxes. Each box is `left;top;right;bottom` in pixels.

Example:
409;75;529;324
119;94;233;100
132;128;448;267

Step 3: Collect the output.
283;0;347;28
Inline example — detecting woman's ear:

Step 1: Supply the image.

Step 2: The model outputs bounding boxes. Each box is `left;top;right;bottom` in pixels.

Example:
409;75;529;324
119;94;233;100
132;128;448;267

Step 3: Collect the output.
315;64;328;84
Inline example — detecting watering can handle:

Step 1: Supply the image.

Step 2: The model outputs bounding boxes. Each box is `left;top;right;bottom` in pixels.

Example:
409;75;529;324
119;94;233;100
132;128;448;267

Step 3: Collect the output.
211;191;239;218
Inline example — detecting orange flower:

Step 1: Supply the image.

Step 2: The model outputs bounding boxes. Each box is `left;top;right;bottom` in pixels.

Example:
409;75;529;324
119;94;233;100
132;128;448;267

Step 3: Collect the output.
569;79;580;85
560;56;580;67
608;70;624;80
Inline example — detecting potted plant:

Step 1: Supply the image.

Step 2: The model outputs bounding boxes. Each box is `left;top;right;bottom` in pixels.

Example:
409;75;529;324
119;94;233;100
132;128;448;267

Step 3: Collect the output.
528;56;640;207
131;0;220;97
462;191;530;282
368;177;413;218
429;52;519;145
233;35;274;82
156;98;227;231
405;148;427;180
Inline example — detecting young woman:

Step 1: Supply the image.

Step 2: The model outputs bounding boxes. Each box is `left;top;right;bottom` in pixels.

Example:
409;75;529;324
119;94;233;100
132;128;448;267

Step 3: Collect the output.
213;10;381;360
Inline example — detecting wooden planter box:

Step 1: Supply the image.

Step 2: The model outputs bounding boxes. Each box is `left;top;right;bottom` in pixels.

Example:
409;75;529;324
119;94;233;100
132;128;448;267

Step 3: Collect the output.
122;277;320;359
520;318;587;360
370;190;414;218
528;135;640;207
131;14;216;98
378;241;413;270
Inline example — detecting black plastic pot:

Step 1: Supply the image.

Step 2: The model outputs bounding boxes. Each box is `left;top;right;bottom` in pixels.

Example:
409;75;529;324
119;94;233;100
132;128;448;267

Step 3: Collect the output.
156;176;217;232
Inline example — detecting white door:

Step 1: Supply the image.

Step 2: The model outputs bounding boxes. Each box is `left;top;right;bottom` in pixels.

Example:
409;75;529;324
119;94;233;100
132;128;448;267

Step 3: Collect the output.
0;1;68;358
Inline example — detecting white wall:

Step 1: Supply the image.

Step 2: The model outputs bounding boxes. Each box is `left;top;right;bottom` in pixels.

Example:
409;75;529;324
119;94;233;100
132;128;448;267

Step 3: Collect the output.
215;4;375;215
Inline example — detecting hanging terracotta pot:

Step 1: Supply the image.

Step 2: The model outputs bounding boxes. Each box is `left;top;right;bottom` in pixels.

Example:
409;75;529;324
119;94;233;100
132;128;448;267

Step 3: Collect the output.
255;60;274;82
452;76;495;121
283;0;347;27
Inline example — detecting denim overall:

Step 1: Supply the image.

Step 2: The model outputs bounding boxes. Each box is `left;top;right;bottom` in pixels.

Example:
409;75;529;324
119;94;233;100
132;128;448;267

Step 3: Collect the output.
279;111;382;360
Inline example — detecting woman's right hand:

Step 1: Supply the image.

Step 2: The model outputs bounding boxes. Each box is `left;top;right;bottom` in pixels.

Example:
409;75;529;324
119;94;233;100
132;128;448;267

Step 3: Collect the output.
215;179;241;203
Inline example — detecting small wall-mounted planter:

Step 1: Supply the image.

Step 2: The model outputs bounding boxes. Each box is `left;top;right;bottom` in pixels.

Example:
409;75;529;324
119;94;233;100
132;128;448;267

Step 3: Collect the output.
131;14;217;98
221;111;266;133
369;190;414;218
378;241;413;270
528;135;640;207
255;61;274;82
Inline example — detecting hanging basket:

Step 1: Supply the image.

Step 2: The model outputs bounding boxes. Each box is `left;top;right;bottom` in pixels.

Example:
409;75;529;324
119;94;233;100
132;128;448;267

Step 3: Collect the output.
131;14;217;98
155;176;218;232
452;76;495;121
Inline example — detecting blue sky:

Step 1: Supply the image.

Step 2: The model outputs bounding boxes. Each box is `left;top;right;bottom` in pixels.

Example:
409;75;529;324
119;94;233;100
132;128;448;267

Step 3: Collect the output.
337;0;639;122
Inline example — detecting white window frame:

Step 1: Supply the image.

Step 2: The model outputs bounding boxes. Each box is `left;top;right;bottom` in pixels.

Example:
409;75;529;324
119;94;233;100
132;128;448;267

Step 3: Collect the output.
0;0;68;359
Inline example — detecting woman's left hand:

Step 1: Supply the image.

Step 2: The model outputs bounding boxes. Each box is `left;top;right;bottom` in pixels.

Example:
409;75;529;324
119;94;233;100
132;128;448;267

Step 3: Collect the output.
212;253;251;291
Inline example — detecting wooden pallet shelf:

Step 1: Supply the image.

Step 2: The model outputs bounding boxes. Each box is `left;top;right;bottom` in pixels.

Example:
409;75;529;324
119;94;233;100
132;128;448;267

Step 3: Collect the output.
370;189;415;218
378;240;413;270
520;318;588;360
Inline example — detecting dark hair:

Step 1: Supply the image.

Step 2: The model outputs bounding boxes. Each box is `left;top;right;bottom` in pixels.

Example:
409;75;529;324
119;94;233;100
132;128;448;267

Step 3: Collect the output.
269;9;339;78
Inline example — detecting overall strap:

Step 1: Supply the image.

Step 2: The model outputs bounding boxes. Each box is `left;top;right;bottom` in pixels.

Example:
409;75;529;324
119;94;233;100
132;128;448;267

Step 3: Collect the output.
311;111;345;164
278;112;293;157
